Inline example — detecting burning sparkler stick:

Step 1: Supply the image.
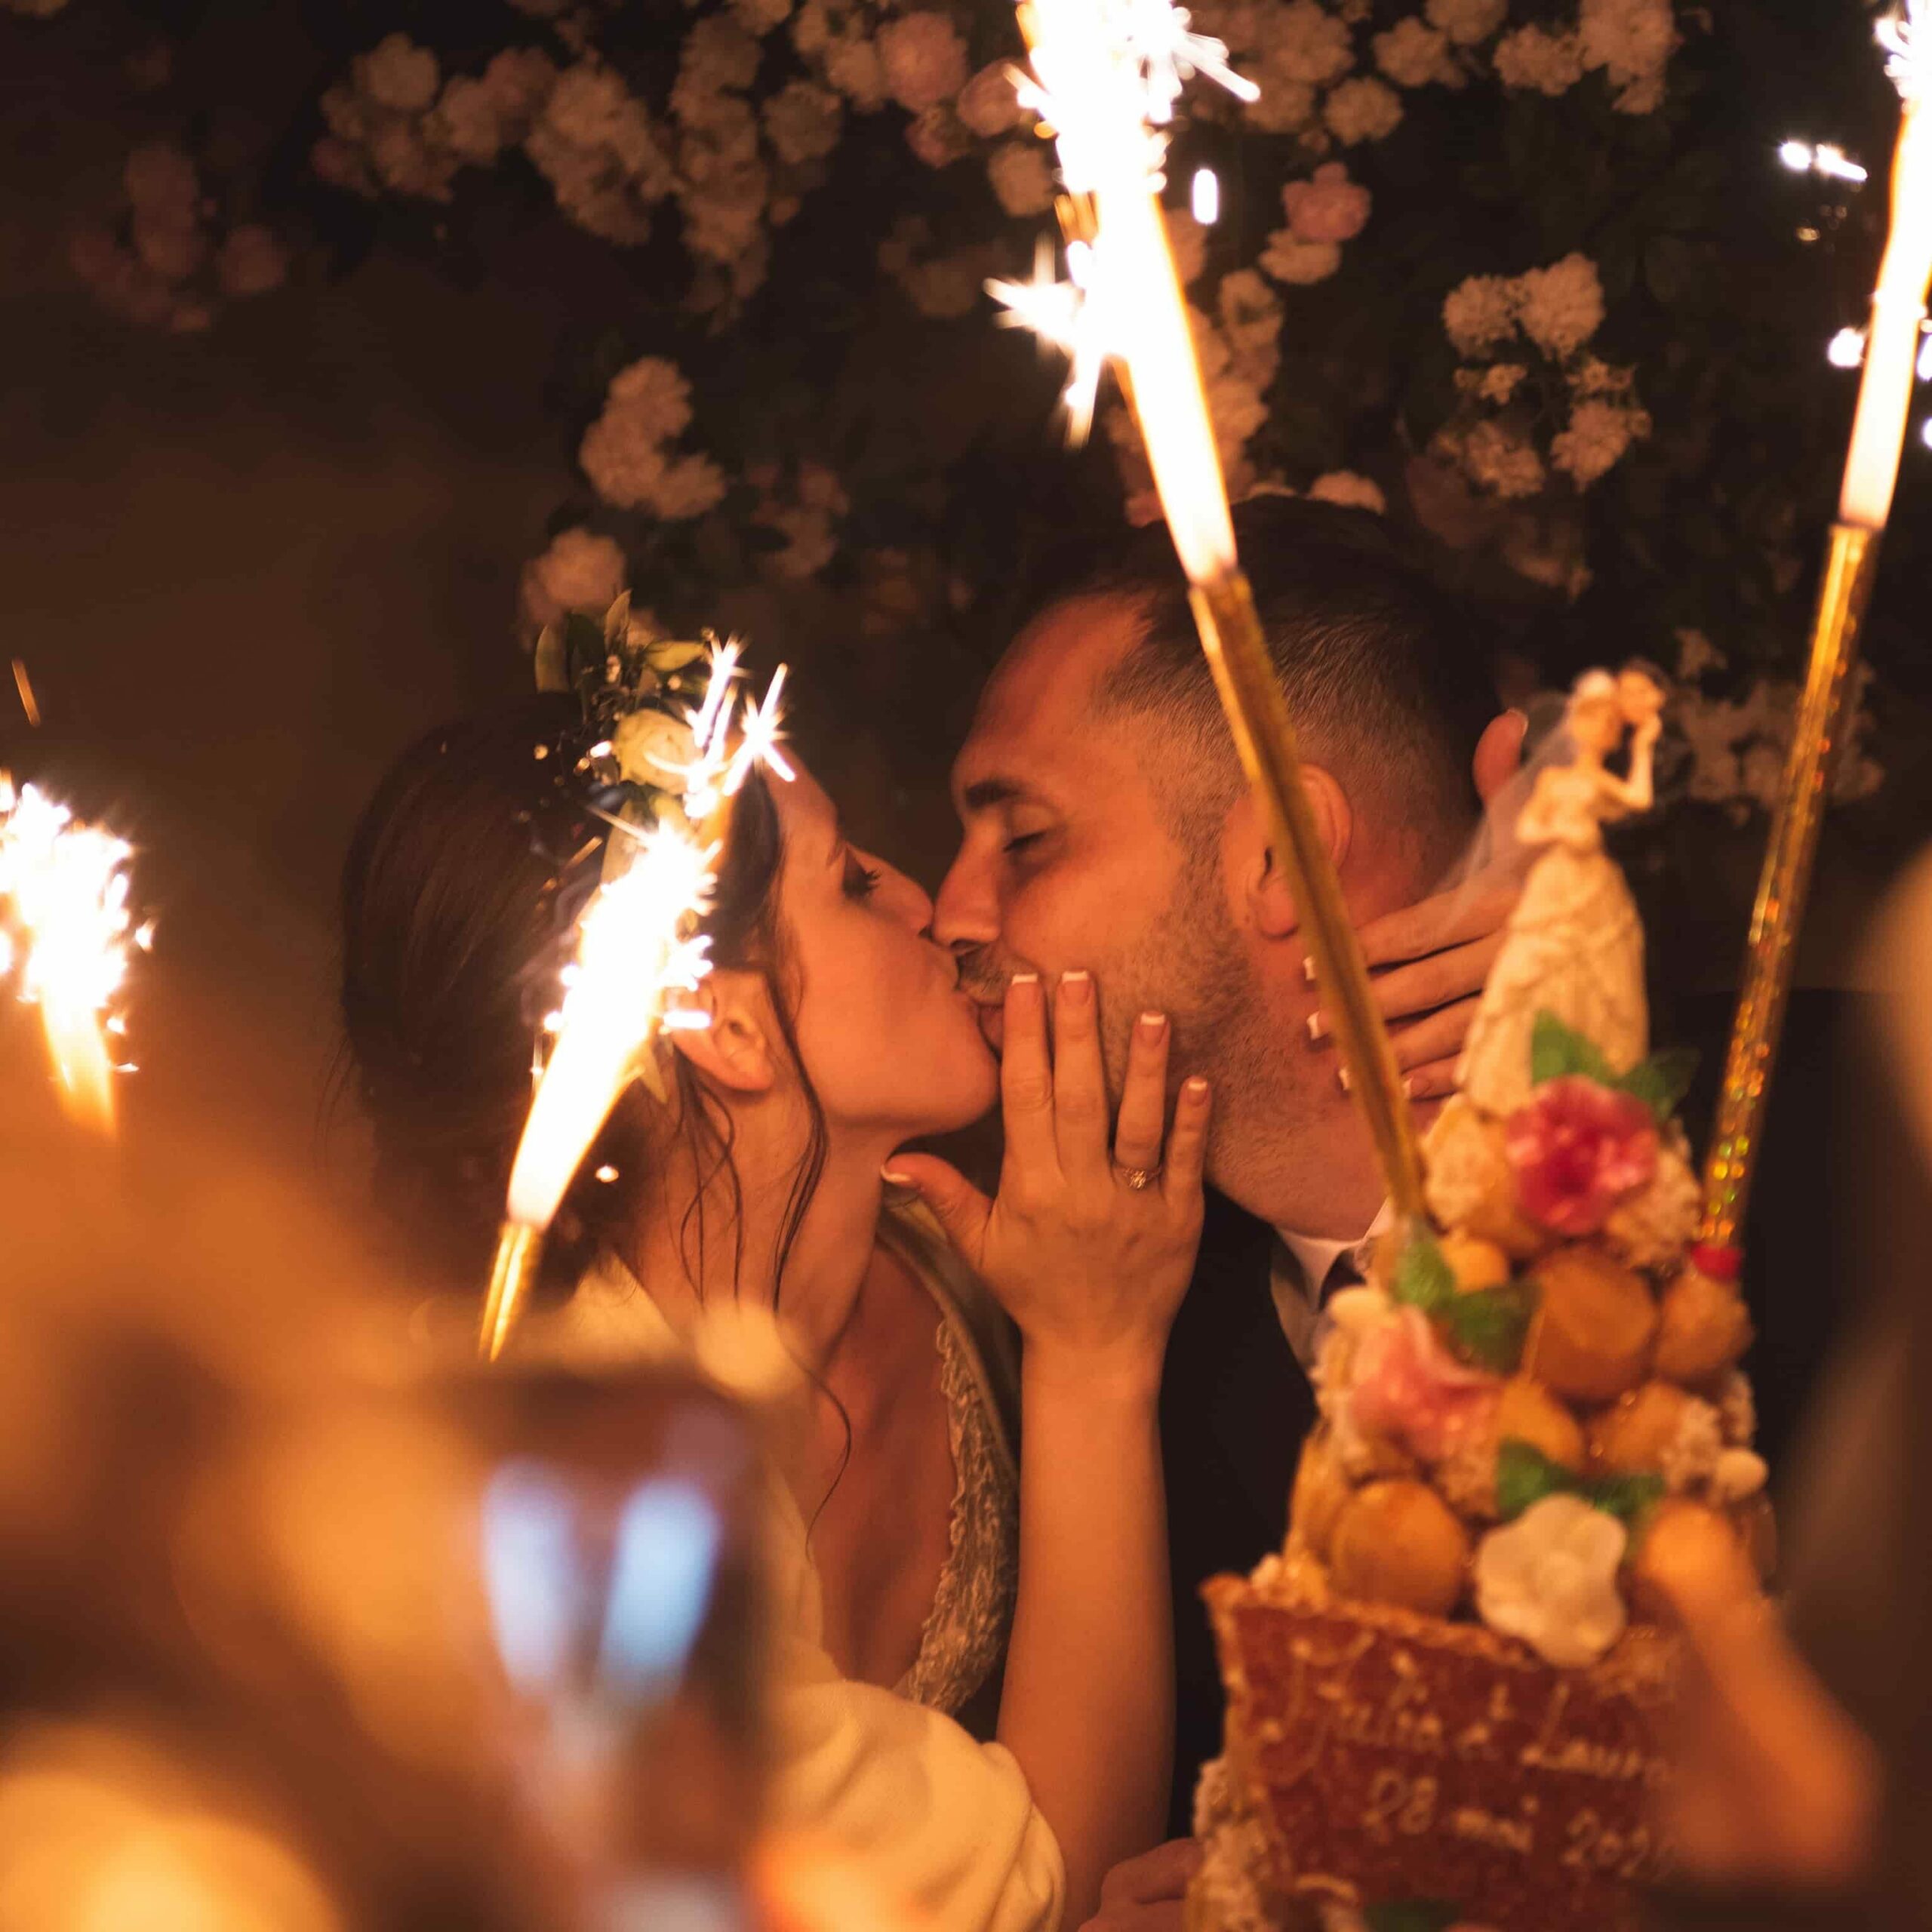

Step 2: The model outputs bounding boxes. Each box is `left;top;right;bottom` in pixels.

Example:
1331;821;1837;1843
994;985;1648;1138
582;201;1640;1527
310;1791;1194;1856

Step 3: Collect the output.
0;777;143;1133
1699;1;1932;1258
478;641;792;1361
991;0;1425;1216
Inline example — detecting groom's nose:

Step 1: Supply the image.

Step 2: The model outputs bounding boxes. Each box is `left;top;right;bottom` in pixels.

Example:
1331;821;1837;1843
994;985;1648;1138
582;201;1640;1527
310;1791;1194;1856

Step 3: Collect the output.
932;844;998;953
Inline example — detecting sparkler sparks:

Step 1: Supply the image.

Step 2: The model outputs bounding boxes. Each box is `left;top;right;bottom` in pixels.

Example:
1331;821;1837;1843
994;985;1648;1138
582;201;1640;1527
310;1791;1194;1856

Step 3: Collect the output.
987;0;1254;443
0;778;139;1131
481;640;792;1359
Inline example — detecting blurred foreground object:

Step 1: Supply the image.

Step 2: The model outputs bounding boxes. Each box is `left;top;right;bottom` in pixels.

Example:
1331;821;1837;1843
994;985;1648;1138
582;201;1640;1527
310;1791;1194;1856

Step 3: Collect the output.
0;1075;785;1930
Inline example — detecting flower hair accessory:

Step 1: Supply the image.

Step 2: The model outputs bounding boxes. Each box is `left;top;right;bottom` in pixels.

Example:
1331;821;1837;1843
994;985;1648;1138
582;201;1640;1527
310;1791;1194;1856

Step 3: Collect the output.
478;592;793;1358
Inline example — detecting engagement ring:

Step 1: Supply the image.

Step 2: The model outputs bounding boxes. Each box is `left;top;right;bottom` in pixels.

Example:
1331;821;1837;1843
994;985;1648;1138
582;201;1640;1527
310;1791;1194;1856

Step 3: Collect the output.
1118;1164;1160;1191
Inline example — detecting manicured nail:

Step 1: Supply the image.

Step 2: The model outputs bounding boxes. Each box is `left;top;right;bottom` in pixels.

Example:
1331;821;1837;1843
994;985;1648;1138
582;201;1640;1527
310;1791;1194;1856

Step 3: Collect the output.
881;1167;915;1186
1302;956;1318;984
1060;970;1093;1004
1183;1075;1210;1099
1010;971;1040;987
1337;1066;1352;1094
1306;1011;1329;1044
1137;1011;1168;1041
1401;1075;1418;1099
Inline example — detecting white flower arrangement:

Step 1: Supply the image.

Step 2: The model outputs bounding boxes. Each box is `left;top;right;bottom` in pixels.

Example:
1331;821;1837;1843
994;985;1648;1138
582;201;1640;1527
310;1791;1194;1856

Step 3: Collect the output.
580;357;728;521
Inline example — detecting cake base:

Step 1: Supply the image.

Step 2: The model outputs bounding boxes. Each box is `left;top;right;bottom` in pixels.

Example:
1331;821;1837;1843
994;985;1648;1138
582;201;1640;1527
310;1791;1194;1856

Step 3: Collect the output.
1194;1562;1681;1931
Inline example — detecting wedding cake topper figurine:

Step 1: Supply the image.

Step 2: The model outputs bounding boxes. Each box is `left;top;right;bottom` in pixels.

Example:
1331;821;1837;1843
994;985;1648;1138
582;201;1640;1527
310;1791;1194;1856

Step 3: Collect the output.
1192;667;1767;1932
1457;667;1664;1118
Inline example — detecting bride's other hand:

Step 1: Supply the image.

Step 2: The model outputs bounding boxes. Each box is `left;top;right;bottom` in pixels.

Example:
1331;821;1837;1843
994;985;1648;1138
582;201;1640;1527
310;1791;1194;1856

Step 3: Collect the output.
886;971;1211;1389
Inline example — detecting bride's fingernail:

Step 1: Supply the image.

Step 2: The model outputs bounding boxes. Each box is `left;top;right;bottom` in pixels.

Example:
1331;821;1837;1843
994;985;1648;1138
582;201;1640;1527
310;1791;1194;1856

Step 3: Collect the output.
1009;971;1040;988
881;1167;915;1186
1302;957;1318;984
1060;970;1093;1005
1337;1066;1353;1094
1137;1011;1168;1041
1183;1075;1210;1100
1306;1011;1329;1044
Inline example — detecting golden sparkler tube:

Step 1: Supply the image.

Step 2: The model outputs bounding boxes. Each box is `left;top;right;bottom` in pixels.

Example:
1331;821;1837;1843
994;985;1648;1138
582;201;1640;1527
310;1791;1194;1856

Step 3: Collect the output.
480;1220;543;1362
1699;521;1881;1254
1188;569;1426;1220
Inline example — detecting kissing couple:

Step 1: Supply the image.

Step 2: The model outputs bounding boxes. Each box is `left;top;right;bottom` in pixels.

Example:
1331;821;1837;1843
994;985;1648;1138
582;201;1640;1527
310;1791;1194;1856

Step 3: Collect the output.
340;496;1527;1931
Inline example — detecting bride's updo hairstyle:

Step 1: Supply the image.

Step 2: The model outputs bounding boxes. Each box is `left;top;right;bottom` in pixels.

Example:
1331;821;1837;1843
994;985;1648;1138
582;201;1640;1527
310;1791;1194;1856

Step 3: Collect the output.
339;693;826;1300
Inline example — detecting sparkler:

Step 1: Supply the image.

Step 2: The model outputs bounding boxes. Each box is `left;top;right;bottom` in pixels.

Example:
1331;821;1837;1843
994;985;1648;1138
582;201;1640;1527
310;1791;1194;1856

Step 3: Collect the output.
992;0;1426;1216
1700;0;1932;1256
478;644;792;1361
0;777;142;1133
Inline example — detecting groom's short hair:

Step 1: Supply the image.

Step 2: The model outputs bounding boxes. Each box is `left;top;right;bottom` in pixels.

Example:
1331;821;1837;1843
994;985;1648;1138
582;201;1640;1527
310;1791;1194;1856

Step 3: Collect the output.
1018;496;1495;872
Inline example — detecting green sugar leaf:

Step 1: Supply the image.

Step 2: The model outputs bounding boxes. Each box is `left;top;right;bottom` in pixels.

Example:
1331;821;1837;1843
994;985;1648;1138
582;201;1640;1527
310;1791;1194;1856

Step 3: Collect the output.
1585;1469;1667;1530
1444;1281;1538;1374
1393;1227;1456;1314
1619;1046;1700;1124
1496;1438;1571;1521
1530;1011;1617;1088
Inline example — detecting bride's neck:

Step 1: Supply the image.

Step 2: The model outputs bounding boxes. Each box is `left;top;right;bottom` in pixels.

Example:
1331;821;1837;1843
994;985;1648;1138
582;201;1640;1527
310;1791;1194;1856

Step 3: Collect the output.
622;1094;889;1374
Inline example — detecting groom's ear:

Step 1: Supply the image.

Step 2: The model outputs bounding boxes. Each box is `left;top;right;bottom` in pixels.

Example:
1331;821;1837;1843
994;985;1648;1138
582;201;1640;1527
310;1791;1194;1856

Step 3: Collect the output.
667;970;779;1094
1230;768;1351;940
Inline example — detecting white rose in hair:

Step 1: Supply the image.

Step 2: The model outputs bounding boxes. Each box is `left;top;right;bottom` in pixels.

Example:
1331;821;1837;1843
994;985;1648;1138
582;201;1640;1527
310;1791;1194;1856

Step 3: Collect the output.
613;709;701;791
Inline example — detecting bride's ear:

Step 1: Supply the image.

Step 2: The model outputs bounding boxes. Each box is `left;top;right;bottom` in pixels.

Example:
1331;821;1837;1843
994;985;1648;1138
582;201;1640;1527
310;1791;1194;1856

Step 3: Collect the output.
666;969;778;1094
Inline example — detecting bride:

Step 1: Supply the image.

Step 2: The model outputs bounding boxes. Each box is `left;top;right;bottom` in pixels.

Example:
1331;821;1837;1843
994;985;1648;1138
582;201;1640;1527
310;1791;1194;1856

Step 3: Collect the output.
339;679;1209;1930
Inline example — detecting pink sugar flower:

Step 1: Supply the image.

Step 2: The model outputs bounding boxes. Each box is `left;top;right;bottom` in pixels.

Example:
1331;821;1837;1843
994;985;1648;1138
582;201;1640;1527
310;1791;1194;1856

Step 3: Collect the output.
1506;1075;1658;1235
1349;1306;1500;1462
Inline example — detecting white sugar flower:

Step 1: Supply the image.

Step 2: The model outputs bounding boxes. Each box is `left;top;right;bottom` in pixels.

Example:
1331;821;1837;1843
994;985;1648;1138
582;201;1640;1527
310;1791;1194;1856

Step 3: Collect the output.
1493;24;1586;96
1374;18;1458;89
1260;229;1343;285
987;140;1056;216
1518;253;1604;356
519;528;629;632
1475;1496;1628;1668
358;33;440;114
1658;1395;1725;1494
1443;274;1517;355
1324;76;1404;144
1426;0;1506;45
878;12;969;114
1309;471;1387;513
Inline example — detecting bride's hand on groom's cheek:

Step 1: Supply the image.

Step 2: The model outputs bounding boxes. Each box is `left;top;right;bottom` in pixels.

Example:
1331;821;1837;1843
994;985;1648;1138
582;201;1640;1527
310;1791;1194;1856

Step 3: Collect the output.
884;971;1211;1393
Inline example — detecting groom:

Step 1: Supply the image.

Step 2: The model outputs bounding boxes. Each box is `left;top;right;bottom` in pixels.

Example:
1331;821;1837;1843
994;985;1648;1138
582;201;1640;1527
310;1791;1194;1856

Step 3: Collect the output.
921;496;1525;1884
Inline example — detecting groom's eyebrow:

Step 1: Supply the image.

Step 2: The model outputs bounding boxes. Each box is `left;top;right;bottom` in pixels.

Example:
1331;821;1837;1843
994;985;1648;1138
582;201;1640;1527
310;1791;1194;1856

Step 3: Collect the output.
961;777;1023;812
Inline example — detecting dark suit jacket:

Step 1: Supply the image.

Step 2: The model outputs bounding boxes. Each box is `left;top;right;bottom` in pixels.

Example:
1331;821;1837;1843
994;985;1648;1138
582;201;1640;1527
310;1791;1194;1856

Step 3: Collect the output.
1157;989;1854;1838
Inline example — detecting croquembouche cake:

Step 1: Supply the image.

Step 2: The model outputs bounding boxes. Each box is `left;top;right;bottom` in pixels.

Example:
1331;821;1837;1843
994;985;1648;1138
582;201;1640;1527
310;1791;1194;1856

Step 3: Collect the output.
1189;669;1770;1932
